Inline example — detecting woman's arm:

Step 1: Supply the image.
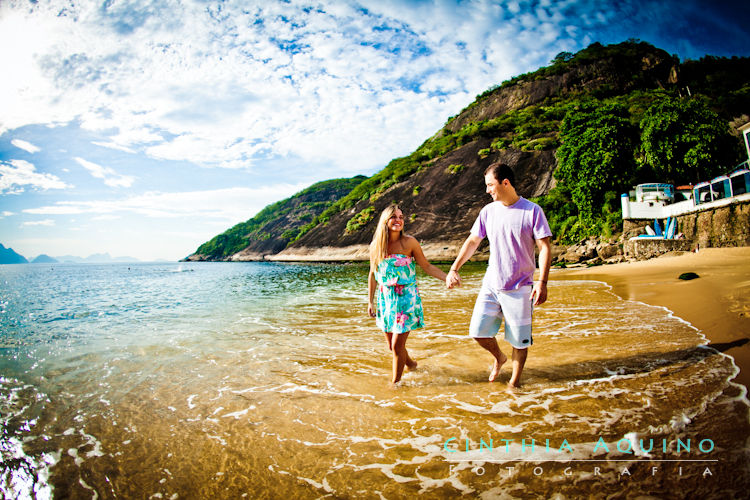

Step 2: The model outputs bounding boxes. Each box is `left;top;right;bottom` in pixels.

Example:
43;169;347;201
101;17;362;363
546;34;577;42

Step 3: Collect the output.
406;236;448;281
367;267;377;317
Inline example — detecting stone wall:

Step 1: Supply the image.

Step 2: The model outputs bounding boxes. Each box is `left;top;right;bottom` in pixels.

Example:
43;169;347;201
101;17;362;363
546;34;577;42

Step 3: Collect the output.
623;239;693;260
676;200;750;248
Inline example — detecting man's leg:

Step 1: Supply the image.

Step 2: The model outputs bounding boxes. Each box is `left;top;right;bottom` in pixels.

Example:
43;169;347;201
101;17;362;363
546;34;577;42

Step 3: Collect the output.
498;286;533;389
474;337;508;382
508;347;528;388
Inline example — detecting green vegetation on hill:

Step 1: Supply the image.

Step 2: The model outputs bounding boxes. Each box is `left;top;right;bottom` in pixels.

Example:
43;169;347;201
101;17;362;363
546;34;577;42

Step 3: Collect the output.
535;90;743;243
291;155;423;243
193;176;365;259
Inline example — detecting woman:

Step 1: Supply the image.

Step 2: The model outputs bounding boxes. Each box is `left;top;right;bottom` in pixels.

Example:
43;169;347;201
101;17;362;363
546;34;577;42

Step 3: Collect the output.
368;205;447;385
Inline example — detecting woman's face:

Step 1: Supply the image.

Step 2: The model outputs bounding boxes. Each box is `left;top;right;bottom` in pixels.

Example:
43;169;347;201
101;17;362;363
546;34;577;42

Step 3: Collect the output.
386;209;404;232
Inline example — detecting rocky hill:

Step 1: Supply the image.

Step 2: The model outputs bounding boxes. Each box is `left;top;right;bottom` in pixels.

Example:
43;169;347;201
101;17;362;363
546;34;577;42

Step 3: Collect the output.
279;145;558;261
189;40;750;262
187;176;366;261
442;41;678;134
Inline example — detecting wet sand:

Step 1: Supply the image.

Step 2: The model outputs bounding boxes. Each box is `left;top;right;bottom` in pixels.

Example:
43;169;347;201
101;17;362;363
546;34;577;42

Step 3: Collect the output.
557;246;750;390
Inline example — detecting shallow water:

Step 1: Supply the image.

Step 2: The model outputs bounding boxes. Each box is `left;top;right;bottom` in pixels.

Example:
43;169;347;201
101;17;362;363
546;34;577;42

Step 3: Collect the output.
1;262;748;499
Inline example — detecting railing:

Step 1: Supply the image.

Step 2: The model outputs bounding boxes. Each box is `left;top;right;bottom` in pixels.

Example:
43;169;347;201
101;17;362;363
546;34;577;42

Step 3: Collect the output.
694;163;750;206
622;161;750;219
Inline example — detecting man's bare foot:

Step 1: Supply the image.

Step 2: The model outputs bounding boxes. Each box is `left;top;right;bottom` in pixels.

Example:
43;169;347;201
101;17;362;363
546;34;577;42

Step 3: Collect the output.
405;360;418;372
489;352;508;382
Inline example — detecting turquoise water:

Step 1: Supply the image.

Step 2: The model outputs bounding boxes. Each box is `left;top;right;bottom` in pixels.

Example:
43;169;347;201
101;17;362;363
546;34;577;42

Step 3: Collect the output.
1;262;748;498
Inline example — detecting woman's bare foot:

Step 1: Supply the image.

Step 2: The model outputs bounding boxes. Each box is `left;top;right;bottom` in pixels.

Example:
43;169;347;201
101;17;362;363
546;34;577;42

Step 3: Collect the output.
506;383;521;393
489;352;508;382
405;360;418;372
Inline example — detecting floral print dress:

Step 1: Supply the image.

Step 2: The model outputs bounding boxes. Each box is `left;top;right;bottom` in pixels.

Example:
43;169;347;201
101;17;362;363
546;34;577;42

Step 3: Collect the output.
374;254;425;334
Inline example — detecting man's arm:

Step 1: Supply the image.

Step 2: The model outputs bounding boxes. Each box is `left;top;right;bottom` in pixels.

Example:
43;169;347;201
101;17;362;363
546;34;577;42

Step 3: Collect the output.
447;234;483;288
531;236;551;305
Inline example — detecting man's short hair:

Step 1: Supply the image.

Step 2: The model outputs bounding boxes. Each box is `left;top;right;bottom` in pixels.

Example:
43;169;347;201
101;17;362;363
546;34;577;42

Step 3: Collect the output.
484;163;515;187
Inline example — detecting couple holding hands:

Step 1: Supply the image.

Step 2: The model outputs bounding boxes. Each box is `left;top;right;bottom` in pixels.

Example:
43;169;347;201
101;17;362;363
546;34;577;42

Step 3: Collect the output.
367;163;552;388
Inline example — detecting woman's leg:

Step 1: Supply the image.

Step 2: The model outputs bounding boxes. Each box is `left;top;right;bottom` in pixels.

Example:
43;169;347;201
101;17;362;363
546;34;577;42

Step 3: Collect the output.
404;349;418;372
383;331;394;351
390;331;410;384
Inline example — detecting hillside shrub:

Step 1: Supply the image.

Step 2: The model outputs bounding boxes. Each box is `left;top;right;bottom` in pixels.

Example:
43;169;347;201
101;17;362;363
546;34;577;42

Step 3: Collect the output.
639;95;743;184
556;101;638;224
345;206;375;234
447;164;465;174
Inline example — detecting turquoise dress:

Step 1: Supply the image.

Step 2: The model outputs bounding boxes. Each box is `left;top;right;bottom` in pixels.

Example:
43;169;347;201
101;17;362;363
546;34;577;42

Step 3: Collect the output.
374;254;425;334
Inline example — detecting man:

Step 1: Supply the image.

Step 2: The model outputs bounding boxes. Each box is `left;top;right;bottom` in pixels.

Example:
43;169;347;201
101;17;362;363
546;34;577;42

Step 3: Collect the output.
447;163;552;388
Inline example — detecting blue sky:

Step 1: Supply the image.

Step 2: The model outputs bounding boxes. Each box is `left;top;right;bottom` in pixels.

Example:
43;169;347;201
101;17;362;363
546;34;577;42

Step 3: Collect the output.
1;0;749;261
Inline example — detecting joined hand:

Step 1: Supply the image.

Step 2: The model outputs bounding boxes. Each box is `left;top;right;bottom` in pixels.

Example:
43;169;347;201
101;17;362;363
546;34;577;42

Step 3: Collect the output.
446;270;461;289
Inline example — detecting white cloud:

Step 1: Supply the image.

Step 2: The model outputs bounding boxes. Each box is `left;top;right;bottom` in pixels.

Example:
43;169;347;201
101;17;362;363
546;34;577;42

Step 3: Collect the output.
11;139;41;154
91;141;136;154
0;159;73;194
23;183;309;222
74;157;135;188
22;219;55;227
0;0;506;173
2;0;741;181
2;211;14;217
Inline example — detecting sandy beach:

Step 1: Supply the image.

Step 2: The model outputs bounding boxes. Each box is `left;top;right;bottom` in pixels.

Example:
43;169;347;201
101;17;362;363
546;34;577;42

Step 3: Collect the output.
556;246;750;390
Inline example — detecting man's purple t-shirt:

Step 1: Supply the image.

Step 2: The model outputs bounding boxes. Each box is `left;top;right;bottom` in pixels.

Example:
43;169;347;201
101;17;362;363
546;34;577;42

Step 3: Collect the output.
470;197;552;291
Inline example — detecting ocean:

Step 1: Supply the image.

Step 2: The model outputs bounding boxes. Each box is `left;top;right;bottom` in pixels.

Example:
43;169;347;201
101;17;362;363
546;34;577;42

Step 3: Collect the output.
1;261;748;499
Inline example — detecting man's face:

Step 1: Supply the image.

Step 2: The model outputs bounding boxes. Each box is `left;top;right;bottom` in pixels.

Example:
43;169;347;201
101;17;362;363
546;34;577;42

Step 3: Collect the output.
484;172;503;201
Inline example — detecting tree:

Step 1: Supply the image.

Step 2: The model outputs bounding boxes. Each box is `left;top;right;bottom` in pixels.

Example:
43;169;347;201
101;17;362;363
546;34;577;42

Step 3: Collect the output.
556;101;638;225
551;51;574;65
639;95;742;184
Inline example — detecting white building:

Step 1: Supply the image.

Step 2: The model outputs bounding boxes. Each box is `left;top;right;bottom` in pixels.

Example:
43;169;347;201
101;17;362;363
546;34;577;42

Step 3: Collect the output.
621;122;750;220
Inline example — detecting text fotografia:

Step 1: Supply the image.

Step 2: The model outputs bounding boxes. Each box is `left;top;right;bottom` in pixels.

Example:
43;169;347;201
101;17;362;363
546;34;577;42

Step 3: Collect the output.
448;464;716;479
443;436;715;456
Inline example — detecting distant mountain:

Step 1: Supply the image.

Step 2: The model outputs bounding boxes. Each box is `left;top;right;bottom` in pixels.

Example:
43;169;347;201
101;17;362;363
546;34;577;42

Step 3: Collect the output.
55;253;141;263
0;244;28;264
84;253;140;263
54;255;82;263
31;254;58;264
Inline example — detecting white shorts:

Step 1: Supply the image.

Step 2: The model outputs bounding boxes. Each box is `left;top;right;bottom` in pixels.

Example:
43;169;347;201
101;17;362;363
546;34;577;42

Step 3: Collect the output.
469;285;533;349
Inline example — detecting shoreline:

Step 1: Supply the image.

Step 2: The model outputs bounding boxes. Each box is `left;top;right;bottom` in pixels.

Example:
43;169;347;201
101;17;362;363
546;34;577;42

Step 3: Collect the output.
555;246;750;390
187;241;495;263
183;243;750;391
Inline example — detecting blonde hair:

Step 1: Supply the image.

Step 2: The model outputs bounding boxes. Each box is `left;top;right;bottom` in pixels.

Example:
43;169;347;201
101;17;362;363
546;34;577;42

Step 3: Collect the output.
370;205;403;271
